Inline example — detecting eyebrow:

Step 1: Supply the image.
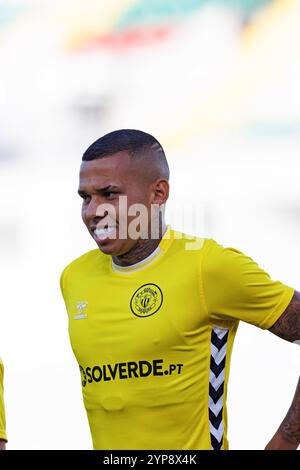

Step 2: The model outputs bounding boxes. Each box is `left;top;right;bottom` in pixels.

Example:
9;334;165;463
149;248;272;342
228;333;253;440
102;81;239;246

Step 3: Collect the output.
77;185;120;195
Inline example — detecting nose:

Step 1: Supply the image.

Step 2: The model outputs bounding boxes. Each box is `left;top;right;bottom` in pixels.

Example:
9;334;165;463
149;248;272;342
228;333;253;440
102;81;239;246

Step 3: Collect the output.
82;196;108;224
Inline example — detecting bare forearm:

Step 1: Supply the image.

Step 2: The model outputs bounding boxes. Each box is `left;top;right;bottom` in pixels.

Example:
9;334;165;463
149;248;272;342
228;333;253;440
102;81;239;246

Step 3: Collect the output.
265;290;300;449
269;290;300;343
265;377;300;450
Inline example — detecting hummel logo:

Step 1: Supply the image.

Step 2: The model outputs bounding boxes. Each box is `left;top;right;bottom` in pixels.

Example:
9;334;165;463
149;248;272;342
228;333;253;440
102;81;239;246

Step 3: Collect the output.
74;301;88;320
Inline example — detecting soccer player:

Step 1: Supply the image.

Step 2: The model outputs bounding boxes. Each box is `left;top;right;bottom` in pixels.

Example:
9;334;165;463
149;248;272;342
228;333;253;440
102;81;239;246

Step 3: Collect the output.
60;129;300;450
0;358;7;450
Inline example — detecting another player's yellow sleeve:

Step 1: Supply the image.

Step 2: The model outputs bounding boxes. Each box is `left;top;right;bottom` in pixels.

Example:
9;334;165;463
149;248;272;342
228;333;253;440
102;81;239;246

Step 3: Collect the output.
60;263;71;301
60;267;66;297
202;239;295;329
0;358;7;442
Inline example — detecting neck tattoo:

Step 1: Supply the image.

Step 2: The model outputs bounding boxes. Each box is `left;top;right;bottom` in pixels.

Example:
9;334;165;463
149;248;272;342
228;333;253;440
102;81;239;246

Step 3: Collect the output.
112;223;167;267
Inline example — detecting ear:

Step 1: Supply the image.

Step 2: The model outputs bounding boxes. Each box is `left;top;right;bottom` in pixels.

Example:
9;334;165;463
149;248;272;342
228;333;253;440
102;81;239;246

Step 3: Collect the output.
151;179;169;205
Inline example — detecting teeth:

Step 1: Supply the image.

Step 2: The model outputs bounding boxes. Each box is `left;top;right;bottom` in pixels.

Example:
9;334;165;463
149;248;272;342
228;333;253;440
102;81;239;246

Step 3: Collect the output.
94;227;115;237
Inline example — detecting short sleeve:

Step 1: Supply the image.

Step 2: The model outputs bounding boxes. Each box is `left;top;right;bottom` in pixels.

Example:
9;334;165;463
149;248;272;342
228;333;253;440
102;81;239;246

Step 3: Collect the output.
0;359;7;442
201;239;295;329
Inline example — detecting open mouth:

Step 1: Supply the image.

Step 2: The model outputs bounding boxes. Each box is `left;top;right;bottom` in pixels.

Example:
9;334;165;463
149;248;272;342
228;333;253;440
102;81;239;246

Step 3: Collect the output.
92;225;117;242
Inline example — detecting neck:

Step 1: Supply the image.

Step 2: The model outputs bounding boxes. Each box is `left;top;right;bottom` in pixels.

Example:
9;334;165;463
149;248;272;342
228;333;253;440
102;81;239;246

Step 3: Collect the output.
112;220;167;267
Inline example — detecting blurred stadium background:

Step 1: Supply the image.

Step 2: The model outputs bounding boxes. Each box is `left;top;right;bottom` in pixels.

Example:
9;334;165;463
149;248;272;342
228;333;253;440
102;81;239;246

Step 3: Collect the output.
0;0;299;449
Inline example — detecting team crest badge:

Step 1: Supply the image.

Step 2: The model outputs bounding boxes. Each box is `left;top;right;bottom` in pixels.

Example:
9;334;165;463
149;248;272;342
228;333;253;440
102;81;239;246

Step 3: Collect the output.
130;283;163;318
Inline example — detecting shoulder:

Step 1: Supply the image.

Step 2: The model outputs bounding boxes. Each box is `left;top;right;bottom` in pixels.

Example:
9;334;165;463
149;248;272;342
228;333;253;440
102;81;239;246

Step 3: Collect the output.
202;238;245;258
166;230;247;276
169;229;209;254
167;229;244;264
169;230;243;255
200;238;253;279
61;248;100;272
60;249;106;289
170;232;244;259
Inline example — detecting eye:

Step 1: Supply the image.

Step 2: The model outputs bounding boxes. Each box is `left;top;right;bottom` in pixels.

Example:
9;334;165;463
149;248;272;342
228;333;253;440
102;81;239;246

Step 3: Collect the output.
104;191;118;199
79;193;90;202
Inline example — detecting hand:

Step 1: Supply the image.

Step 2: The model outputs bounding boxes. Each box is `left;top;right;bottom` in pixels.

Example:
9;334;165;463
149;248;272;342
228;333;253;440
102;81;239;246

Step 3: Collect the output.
265;430;299;450
0;439;6;450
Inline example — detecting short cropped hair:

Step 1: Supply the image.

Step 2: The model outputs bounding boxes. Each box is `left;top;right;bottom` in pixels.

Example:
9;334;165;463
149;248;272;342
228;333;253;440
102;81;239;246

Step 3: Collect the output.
82;129;170;180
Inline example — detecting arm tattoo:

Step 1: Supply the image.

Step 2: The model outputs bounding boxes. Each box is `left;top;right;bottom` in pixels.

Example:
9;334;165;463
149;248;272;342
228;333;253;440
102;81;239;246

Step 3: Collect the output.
267;292;300;447
278;377;300;446
269;290;300;344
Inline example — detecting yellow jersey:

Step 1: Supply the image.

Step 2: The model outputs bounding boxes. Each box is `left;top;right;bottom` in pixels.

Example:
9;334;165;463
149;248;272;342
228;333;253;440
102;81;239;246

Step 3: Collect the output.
60;227;294;450
0;358;7;442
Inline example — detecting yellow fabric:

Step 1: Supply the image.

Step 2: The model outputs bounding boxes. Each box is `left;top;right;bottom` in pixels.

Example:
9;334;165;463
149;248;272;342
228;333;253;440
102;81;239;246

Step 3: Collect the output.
202;240;294;330
0;358;7;442
60;229;294;450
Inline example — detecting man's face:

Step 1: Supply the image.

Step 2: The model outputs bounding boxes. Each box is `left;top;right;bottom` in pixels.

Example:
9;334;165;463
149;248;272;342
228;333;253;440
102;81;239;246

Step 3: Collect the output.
79;151;159;256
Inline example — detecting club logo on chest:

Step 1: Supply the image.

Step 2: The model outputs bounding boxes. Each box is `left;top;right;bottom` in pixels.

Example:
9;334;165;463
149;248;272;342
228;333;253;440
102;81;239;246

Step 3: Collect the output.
130;283;163;318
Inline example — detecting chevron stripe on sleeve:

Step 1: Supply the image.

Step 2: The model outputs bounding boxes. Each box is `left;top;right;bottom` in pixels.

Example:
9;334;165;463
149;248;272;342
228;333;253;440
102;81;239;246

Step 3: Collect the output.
209;327;229;450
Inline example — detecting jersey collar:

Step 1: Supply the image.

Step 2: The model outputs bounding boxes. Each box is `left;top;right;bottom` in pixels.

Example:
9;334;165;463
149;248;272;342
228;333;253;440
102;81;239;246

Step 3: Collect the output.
111;225;173;275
